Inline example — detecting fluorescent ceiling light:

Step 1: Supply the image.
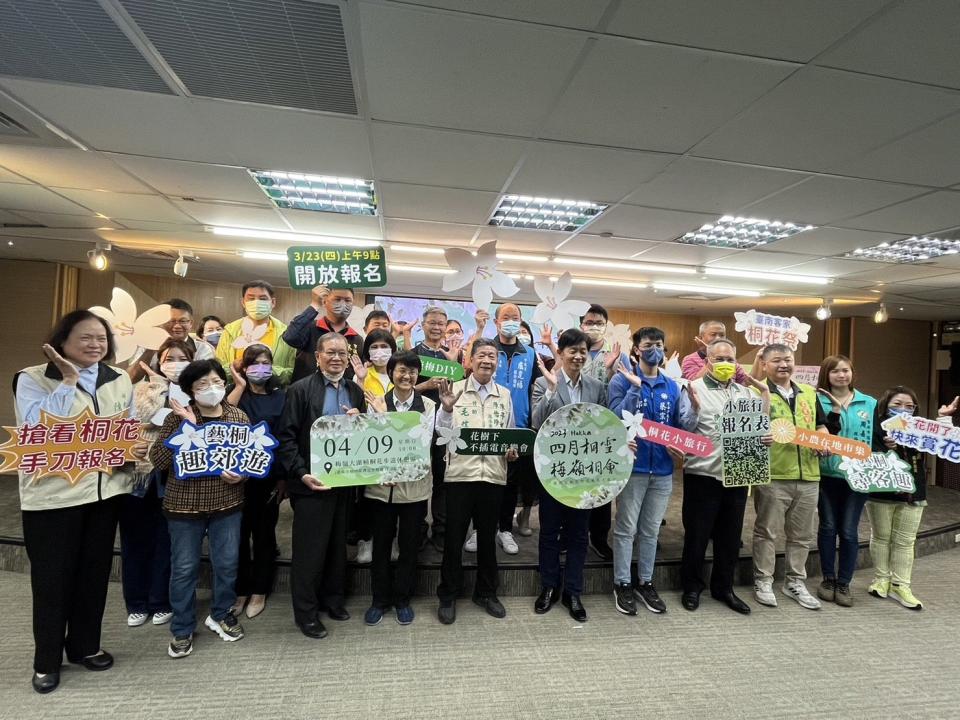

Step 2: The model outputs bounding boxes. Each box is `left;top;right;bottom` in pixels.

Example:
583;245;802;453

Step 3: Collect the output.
250;169;376;216
570;278;647;289
846;236;960;263
211;226;380;248
678;215;816;249
389;244;445;255
553;257;695;274
241;251;286;261
387;264;454;275
653;282;761;297
489;194;607;232
497;251;550;262
703;267;829;284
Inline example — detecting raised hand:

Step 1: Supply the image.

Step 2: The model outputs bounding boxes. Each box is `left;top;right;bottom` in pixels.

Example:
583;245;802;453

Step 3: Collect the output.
139;360;165;382
539;323;554;347
693;335;707;350
442;336;462;361
939;395;960;417
537;353;558;391
42;343;80;385
169;397;197;425
438;379;462;413
364;390;387;414
349;354;368;381
604;341;622;369
684;382;701;414
617;360;643;388
229;363;247;390
816;388;841;408
474;309;489;334
745;375;771;413
310;284;330;310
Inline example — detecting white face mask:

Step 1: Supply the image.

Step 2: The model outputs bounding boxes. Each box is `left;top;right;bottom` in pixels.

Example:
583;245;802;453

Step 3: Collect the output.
194;386;225;407
160;360;189;382
583;325;605;342
322;370;345;383
369;348;392;366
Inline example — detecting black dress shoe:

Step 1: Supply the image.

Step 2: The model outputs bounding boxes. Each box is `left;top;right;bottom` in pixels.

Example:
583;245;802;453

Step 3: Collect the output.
32;672;60;694
712;591;751;615
326;606;350;621
473;595;506;619
72;650;113;671
561;593;587;622
534;587;560;614
681;590;701;611
297;619;328;639
438;601;456;625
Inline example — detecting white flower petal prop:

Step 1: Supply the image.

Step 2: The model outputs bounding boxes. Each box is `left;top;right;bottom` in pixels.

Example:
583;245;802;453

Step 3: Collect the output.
348;303;376;337
436;424;468;452
621;409;647;439
166;421;207;452
408;413;435;448
733;310;757;335
532;273;590;331
441;240;518;310
604;322;632;351
250;423;278;451
232;317;269;350
90;288;172;363
663;354;683;380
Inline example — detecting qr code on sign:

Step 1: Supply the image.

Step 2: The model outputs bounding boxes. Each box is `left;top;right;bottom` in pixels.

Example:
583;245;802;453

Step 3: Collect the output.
721;436;770;487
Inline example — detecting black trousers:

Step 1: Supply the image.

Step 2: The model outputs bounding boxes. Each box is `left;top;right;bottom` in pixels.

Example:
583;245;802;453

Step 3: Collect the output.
538;489;590;596
236;479;280;597
369;498;427;608
22;496;122;674
118;481;171;614
680;473;748;595
346;489;373;544
498;454;537;532
437;482;503;602
289;489;348;625
589;503;612;546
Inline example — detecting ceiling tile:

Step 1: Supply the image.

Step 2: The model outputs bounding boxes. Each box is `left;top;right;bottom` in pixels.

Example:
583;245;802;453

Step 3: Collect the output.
0;166;33;184
507;143;675;202
897;286;960;301
630;242;742;264
13;212;123;230
171;201;288;231
360;3;588;135
542;39;795;153
398;1;610;29
0;182;89;215
771;257;883;277
53;189;193;223
705;249;821;270
739;176;926;225
475;226;570;252
815;0;960;89
370;124;523;192
111;219;201;232
379;183;498;224
278;211;383;240
692;68;960;171
608;0;888;62
0;209;29;224
383;219;478;245
766;227;905;256
623;158;808;214
836;191;960;234
0;147;148;192
557;235;658;259
842;265;960;283
585;204;714;241
110;156;271;205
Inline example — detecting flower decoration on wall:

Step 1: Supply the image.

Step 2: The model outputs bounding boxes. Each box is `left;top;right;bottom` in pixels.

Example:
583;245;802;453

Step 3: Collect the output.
442;240;518;310
89;288;171;364
532;272;590;331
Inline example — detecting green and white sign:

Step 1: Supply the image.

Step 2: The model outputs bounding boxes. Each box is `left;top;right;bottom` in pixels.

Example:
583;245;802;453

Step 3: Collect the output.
839;451;916;494
720;397;771;488
309;411;431;487
458;428;535;456
533;403;632;509
288;246;387;289
419;356;465;381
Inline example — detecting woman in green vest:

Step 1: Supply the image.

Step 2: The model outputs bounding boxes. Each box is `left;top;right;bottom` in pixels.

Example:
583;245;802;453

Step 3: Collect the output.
14;310;146;694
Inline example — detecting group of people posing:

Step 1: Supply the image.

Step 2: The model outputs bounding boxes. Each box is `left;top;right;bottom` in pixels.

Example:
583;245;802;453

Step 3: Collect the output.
14;280;950;695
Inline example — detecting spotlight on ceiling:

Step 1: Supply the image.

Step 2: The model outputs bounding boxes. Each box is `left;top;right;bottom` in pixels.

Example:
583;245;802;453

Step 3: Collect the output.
173;250;192;278
815;299;832;321
87;243;110;271
873;303;889;324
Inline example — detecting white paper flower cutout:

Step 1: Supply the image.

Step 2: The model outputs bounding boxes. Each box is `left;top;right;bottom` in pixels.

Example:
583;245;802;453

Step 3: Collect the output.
249;422;277;451
604;322;632;351
231;317;269;350
621;409;647;439
436;424;468;452
442;240;518;310
90;288;171;363
408;413;435;448
663;355;683;380
532;272;590;331
733;310;757;334
348;303;376;337
166;421;207;452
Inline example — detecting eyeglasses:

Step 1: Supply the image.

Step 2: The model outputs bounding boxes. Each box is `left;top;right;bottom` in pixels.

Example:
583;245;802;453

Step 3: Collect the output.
637;342;664;350
582;321;606;328
321;351;349;359
424;321;446;328
392;367;418;377
168;319;192;326
194;380;225;390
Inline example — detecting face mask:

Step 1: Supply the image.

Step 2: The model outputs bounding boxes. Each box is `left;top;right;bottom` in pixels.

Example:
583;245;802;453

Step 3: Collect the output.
160;360;188;382
369;348;392;366
888;407;913;418
331;300;353;319
204;331;222;347
322;370;345;383
500;320;521;338
246;363;273;384
518;334;532;345
711;361;736;382
640;347;664;367
244;299;272;321
583;326;605;342
194;386;225;407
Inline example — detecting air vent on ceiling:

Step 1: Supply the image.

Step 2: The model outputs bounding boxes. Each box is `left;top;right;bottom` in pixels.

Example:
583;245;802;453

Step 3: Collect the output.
0;0;171;93
121;0;359;114
0;111;32;137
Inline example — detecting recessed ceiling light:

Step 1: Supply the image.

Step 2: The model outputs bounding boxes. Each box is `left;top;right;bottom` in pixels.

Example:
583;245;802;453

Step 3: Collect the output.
653;282;762;297
6;240;13;246
553;257;696;274
678;215;816;249
703;267;829;285
211;226;380;248
240;251;287;261
249;169;376;216
846;236;960;263
489;195;608;232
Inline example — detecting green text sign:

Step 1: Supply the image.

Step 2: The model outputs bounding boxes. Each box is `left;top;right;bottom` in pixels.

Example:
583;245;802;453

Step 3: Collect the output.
288;246;387;289
419;356;465;381
458;428;535;456
839;451;916;494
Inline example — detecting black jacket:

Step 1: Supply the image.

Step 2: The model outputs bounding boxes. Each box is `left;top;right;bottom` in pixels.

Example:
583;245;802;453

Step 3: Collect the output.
276;372;366;496
870;408;927;503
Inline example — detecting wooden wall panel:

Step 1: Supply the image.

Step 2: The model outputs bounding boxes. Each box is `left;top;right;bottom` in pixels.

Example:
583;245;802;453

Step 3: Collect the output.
850;316;933;405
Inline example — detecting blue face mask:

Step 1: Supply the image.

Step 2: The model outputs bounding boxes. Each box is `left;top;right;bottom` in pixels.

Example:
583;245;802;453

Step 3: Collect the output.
500;320;521;338
640;347;664;367
888;407;913;418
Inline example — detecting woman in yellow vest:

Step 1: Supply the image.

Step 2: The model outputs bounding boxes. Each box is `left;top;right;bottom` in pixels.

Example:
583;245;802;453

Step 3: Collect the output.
13;310;146;694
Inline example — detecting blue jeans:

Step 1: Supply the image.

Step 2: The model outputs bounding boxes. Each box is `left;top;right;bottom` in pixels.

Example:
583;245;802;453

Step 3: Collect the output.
818;475;868;585
612;473;673;585
168;511;241;638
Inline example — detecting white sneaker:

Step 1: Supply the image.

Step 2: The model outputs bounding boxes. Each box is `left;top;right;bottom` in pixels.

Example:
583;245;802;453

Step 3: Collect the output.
783;580;822;610
391;538;400;562
753;579;777;607
356;539;373;564
497;531;519;555
127;612;148;627
464;530;477;552
152;611;173;626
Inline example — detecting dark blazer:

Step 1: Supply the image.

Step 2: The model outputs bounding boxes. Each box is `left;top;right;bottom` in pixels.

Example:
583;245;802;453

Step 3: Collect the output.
276;372;367;496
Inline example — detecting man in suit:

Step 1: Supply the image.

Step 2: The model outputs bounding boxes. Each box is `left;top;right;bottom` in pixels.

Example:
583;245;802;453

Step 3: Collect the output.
530;328;607;622
275;333;366;639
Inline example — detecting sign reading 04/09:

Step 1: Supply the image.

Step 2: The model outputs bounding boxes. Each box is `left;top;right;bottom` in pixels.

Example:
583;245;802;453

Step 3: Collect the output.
533;403;632;509
288;246;387;289
720;397;771;487
163;421;277;480
309;411;432;487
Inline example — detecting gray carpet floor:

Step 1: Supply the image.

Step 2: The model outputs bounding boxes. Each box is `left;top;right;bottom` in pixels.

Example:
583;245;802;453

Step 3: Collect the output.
1;549;958;719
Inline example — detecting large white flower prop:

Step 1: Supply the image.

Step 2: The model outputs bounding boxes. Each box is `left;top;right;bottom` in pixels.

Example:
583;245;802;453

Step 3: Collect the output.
348;303;376;337
441;240;518;310
232;317;269;351
604;322;632;351
436;425;468;452
620;409;647;440
90;288;171;364
532;272;590;331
